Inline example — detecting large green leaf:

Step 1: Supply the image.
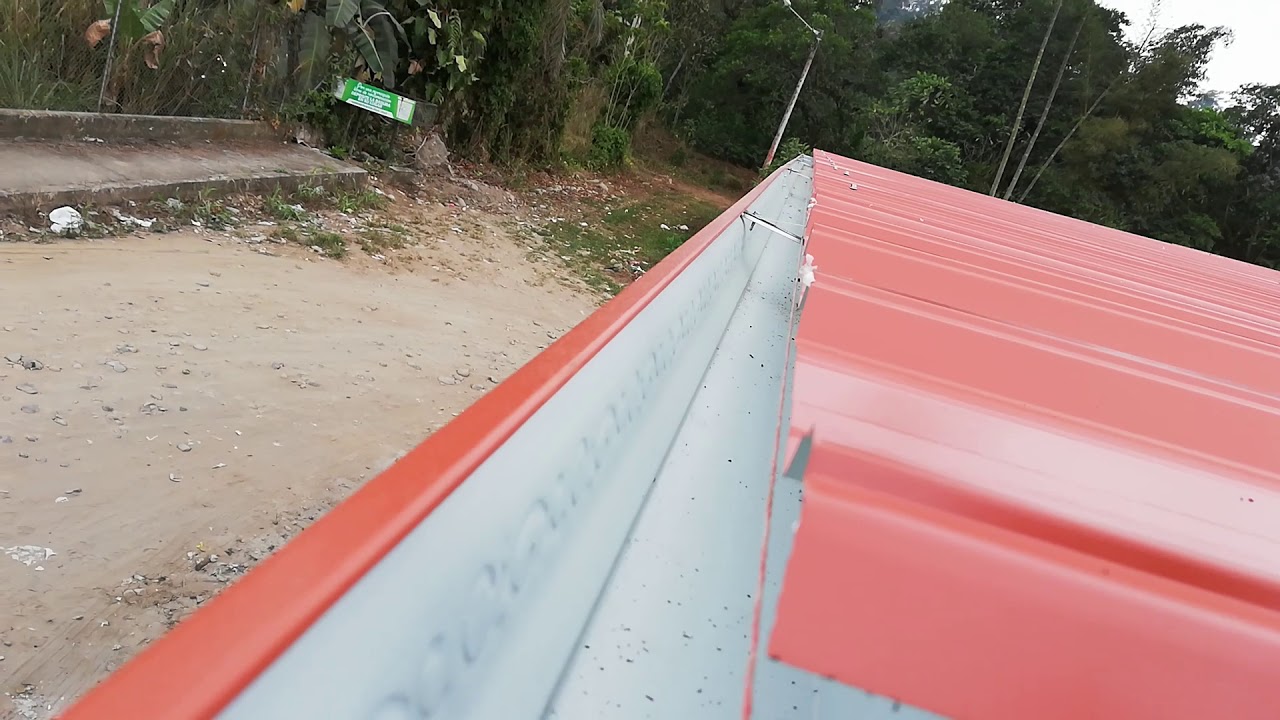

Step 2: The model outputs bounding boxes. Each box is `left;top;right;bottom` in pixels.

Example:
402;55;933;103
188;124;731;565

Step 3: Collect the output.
104;0;147;44
361;0;407;46
350;0;400;87
325;0;359;29
351;18;398;88
297;11;330;92
139;0;175;33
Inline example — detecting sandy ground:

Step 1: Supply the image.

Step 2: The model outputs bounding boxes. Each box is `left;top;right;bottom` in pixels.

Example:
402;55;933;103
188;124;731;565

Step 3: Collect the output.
0;194;594;717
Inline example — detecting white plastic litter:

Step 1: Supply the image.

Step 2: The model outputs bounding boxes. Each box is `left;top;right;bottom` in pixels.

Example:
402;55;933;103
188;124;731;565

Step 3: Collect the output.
799;253;817;290
48;206;83;235
109;208;155;229
5;545;56;567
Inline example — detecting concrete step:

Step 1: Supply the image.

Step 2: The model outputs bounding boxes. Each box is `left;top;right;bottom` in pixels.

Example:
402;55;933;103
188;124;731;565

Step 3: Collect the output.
0;140;367;214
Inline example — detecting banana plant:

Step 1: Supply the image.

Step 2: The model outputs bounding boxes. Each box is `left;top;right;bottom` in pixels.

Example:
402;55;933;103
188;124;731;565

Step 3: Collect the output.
296;0;406;90
84;0;176;69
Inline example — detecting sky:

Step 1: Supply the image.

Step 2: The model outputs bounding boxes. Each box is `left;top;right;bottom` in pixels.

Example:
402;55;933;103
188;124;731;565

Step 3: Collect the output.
1096;0;1279;94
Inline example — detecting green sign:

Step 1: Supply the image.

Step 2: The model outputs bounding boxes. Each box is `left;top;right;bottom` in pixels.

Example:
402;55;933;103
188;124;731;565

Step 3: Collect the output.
335;78;417;125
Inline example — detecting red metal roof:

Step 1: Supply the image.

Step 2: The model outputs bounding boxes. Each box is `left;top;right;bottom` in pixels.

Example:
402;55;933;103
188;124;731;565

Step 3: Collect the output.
770;151;1280;719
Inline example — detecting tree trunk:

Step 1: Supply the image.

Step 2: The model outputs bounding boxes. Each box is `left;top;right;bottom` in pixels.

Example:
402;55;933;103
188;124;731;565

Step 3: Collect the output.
664;50;688;99
1018;7;1165;202
543;0;573;79
989;0;1065;196
1004;12;1085;200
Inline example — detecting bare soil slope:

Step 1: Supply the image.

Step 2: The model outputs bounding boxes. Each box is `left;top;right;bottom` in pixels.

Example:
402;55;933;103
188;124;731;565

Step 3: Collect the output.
0;195;593;717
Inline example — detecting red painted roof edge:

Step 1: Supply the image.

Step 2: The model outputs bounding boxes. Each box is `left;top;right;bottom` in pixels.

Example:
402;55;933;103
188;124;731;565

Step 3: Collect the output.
61;168;786;720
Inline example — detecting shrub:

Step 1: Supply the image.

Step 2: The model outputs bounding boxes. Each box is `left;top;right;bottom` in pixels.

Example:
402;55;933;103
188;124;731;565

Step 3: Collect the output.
588;123;630;170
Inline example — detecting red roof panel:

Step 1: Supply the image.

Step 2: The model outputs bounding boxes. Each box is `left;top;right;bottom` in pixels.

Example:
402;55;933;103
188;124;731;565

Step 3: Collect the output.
770;151;1280;719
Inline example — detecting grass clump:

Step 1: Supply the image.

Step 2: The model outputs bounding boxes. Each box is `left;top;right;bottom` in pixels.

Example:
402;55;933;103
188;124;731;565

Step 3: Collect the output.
294;183;330;206
537;191;722;296
188;194;237;230
358;227;407;255
263;190;308;221
306;231;347;259
334;188;387;214
270;226;301;244
273;224;346;259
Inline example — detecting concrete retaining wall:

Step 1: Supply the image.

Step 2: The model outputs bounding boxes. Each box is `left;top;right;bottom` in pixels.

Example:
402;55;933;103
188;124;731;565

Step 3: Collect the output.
0;109;284;144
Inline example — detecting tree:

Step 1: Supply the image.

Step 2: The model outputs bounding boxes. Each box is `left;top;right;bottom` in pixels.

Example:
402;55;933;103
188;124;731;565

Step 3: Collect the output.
1003;9;1085;199
990;0;1064;195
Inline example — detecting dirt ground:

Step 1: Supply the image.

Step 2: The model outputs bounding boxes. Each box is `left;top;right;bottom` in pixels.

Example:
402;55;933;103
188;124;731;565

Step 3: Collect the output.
0;182;597;717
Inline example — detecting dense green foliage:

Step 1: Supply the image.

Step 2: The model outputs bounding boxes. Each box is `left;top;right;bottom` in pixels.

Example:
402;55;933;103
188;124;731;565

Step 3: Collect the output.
364;0;1275;266
6;0;1277;264
656;0;1279;265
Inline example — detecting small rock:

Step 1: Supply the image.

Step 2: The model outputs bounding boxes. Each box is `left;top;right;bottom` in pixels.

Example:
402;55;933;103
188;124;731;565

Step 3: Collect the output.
438;375;458;385
102;404;114;412
15;383;37;395
104;360;128;373
162;383;177;389
22;358;43;371
196;281;211;288
271;362;284;370
1;326;12;332
116;344;137;354
169;473;182;483
52;416;67;427
456;367;472;378
20;405;39;414
177;442;193;453
192;343;208;352
0;436;10;444
25;435;37;442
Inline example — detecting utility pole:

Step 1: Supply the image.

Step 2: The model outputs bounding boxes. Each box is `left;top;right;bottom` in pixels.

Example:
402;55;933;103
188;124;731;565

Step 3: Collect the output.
763;35;820;170
762;0;822;170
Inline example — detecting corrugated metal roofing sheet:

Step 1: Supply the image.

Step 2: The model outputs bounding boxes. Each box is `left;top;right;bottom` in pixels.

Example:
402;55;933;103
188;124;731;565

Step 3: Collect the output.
770;150;1280;719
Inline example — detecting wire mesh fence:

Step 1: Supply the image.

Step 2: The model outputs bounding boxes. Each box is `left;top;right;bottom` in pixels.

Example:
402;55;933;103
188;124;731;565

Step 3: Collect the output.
0;0;302;120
